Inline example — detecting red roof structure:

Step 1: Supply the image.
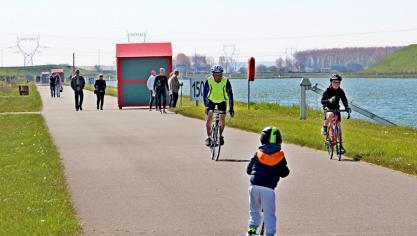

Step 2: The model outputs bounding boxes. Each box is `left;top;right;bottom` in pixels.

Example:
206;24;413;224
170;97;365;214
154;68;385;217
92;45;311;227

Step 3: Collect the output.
51;69;64;73
115;42;173;109
116;43;172;58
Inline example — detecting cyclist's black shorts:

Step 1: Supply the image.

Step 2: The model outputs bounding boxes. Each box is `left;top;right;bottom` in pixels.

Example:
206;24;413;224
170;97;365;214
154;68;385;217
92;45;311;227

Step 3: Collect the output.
208;100;227;112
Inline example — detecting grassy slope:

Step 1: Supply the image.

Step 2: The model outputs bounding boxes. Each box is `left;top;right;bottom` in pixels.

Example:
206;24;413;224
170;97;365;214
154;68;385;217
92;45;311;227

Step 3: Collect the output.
0;82;42;112
0;82;81;235
365;44;417;74
174;99;417;175
0;115;81;235
84;84;118;97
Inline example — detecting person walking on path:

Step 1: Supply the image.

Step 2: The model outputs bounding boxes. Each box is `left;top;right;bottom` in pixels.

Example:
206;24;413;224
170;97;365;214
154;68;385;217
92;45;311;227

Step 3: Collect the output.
246;126;290;236
70;69;86;111
153;68;169;113
168;69;182;108
146;69;157;111
56;74;63;98
49;74;56;98
94;74;106;110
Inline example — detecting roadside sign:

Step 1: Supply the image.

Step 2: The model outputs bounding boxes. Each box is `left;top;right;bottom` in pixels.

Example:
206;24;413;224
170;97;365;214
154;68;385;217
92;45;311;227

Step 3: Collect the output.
190;77;206;101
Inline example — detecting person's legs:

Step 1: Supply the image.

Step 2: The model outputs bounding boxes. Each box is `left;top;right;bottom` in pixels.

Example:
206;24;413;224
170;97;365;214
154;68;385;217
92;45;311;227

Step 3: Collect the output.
169;94;173;107
260;187;276;236
79;90;84;110
205;111;213;137
50;85;54;97
100;93;104;110
74;91;80;110
325;112;334;128
156;91;162;111
172;92;178;108
149;90;154;110
337;113;346;153
248;186;262;233
204;111;214;146
219;114;226;134
217;102;227;145
162;93;167;112
96;93;100;109
323;112;334;134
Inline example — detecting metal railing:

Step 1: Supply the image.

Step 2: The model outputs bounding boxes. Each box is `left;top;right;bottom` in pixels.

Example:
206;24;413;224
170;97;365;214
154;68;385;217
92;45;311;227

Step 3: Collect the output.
300;78;396;126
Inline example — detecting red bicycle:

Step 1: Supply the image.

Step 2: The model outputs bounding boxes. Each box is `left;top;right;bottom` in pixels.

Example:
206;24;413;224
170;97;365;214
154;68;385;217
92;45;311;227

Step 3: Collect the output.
324;109;350;161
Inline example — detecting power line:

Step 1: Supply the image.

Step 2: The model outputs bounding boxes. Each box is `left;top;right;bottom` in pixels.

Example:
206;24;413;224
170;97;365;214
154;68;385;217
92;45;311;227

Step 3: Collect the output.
1;27;417;43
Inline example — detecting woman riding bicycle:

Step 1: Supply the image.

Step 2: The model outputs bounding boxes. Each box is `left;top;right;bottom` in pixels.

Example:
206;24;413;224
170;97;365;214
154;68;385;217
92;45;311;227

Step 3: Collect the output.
321;74;351;154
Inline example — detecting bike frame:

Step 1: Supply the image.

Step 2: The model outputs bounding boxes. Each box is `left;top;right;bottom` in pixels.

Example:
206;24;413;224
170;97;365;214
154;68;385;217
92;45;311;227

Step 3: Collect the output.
210;109;225;161
324;109;350;161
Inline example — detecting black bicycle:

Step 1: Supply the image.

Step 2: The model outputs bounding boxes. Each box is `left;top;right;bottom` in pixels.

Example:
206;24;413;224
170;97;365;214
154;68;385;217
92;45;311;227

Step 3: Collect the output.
210;109;224;161
324;109;350;161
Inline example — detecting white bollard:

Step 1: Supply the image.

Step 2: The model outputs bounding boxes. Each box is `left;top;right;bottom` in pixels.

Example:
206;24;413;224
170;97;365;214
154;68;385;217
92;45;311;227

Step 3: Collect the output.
300;78;312;120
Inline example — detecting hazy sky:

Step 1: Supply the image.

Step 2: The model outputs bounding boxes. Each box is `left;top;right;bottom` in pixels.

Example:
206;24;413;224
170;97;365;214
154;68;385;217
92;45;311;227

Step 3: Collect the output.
1;0;417;66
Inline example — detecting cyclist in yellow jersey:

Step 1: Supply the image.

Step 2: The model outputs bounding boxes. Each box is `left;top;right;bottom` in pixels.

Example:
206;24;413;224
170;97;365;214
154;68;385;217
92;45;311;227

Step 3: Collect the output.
203;65;235;146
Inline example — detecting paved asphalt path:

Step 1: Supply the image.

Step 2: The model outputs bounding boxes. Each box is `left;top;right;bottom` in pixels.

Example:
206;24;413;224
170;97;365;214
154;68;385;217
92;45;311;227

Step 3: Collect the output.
38;86;417;236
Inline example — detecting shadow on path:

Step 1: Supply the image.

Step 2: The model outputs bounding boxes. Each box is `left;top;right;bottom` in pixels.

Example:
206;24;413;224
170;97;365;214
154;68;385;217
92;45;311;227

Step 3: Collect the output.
217;159;250;163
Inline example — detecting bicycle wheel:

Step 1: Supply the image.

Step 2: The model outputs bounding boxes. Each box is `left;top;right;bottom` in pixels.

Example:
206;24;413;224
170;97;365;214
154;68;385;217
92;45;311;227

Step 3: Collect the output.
335;124;342;161
210;125;217;160
326;136;334;159
213;124;221;161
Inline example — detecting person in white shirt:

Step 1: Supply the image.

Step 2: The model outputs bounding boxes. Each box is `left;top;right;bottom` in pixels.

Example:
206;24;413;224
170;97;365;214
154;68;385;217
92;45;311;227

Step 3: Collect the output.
146;69;157;111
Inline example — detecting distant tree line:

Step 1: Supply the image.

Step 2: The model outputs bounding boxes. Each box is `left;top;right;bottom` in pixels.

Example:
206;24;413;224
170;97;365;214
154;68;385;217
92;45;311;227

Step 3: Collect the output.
293;47;402;72
174;47;402;74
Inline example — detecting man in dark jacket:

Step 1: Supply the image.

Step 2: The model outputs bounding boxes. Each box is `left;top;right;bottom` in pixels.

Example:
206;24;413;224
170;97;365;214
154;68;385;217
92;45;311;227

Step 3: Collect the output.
70;69;86;111
94;74;106;110
246;126;290;236
153;68;169;113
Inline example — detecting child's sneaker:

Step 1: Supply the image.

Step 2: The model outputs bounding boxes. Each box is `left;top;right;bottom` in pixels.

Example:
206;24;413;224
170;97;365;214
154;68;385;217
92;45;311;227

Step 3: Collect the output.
247;226;257;236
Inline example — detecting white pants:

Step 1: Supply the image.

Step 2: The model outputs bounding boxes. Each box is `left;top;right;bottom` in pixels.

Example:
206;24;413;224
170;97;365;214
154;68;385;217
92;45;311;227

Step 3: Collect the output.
248;185;276;235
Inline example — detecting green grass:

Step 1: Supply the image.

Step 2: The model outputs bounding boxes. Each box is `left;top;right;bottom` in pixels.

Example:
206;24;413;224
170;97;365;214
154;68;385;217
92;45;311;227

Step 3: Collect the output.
0;82;42;113
0;114;82;235
0;65;90;77
0;82;81;234
84;84;118;97
63;81;118;97
174;98;417;175
364;44;417;74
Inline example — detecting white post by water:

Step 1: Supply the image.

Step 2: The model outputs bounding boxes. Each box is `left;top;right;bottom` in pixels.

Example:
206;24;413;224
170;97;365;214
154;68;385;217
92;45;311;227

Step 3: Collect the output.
300;78;312;120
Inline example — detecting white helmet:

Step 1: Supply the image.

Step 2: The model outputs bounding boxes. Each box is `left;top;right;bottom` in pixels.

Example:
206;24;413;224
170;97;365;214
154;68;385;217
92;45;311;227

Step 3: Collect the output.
211;65;224;74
